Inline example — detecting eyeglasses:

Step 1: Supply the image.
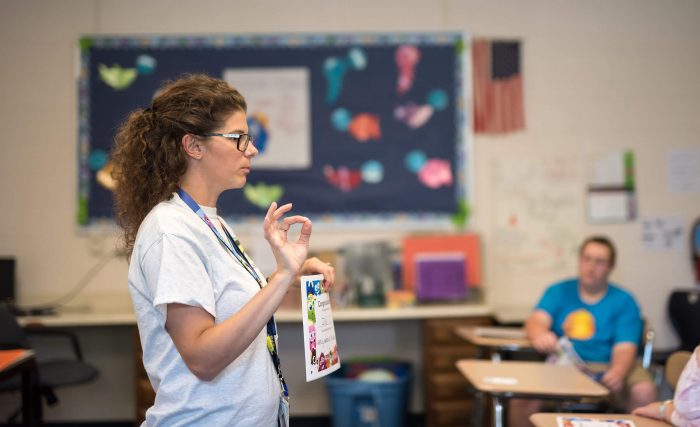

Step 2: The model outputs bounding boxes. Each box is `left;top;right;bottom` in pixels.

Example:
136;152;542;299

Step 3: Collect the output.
580;255;610;267
199;133;254;152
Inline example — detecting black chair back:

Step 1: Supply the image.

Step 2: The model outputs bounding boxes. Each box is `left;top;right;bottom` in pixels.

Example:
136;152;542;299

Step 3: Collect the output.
668;290;700;352
0;305;29;350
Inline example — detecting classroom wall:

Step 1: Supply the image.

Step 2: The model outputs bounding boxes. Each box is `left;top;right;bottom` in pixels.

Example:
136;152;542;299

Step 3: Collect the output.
1;0;699;421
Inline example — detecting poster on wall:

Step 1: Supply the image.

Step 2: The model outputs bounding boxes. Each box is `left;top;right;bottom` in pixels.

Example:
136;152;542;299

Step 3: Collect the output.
76;33;472;227
489;155;583;307
586;150;637;223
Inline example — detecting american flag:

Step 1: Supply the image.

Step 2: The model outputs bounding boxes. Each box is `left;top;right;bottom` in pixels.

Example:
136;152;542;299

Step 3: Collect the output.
472;39;525;133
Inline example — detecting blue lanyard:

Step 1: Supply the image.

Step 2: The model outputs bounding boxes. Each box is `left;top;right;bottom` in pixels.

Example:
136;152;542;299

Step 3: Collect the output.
176;188;289;398
177;190;263;286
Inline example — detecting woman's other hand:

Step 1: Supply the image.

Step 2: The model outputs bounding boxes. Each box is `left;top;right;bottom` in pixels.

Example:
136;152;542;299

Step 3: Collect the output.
263;202;311;277
298;257;336;291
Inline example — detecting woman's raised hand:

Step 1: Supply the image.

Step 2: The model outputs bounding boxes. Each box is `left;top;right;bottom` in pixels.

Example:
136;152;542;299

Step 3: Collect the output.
263;202;312;277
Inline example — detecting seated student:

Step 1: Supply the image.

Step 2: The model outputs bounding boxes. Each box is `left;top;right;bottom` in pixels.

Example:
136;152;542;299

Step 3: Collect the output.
633;345;700;426
511;236;656;427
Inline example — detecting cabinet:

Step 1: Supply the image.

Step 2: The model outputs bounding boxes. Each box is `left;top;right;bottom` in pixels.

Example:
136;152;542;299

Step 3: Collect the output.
423;316;491;427
131;307;493;425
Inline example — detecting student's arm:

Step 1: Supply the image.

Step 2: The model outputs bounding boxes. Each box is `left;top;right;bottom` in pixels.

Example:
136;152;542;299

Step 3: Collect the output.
601;342;637;392
632;400;674;422
634;347;700;425
166;202;330;381
604;293;643;392
525;310;559;354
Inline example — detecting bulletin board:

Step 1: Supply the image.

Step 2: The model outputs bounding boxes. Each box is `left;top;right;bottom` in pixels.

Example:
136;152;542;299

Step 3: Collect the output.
77;32;471;226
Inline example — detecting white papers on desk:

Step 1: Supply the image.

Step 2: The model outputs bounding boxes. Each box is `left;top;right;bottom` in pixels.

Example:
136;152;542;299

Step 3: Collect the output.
474;327;526;340
301;274;340;382
483;376;518;385
556;416;637;427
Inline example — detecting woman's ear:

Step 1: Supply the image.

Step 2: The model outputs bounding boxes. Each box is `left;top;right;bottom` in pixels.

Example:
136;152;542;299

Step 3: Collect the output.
181;134;203;160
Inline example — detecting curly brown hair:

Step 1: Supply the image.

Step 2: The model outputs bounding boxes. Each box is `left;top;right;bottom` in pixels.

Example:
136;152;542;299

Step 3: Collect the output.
111;74;247;257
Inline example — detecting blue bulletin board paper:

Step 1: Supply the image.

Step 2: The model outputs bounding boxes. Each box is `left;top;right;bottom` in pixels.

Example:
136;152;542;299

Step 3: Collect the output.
77;32;472;228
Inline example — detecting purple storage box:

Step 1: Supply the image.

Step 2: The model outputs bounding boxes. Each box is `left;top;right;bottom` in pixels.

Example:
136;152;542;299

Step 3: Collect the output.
415;252;467;301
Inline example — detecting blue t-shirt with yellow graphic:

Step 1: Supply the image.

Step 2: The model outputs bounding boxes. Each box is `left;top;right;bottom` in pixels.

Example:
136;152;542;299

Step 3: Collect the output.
535;278;642;363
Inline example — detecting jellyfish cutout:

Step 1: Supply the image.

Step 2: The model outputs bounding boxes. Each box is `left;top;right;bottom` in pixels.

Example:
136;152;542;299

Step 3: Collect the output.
395;45;421;95
323;48;367;104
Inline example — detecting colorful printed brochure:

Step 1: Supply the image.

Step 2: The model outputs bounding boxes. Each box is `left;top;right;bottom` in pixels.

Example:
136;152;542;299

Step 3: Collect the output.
556;416;636;427
301;274;340;381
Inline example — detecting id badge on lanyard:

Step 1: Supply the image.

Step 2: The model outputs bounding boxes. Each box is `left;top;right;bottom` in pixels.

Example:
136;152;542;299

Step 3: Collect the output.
278;395;289;427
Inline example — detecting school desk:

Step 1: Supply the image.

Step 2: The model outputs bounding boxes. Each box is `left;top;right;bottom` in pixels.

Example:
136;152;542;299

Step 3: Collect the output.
530;412;670;427
456;360;609;427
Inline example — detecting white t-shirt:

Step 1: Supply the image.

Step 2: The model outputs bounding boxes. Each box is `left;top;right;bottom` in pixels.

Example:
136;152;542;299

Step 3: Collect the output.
128;193;280;426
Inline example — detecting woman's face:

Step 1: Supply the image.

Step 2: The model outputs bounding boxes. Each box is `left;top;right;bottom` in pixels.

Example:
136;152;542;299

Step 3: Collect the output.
200;109;258;192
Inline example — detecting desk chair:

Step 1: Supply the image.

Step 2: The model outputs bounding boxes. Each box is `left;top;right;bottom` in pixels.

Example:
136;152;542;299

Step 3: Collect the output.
668;290;700;353
0;307;98;423
665;350;691;391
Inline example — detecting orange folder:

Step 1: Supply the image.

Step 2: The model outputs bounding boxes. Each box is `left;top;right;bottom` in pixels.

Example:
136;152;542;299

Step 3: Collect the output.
402;234;481;289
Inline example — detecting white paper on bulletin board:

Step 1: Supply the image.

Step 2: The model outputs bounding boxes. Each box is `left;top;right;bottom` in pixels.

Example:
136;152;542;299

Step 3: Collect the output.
223;68;311;169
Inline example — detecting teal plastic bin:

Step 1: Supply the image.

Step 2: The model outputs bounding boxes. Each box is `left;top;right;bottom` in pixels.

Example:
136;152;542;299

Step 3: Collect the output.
325;360;411;427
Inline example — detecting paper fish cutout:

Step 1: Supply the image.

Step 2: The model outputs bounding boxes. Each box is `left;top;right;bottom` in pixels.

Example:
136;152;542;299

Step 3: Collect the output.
88;149;109;171
405;150;427;173
331;108;381;142
395;103;434;129
243;182;284;209
394;89;448;129
96;162;117;191
395;45;421;95
361;160;384;184
331;108;352;131
348;113;381;142
418;159;453;189
98;64;137;90
135;55;157;75
405;151;453;189
324;165;362;192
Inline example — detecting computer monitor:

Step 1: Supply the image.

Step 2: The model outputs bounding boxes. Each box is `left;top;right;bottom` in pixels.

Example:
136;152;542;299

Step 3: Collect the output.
0;257;16;305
